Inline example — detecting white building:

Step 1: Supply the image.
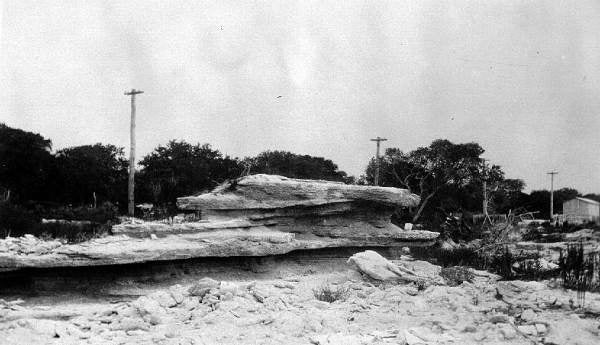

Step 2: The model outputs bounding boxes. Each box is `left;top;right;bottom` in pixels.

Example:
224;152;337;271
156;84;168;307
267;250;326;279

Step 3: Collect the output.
562;197;600;224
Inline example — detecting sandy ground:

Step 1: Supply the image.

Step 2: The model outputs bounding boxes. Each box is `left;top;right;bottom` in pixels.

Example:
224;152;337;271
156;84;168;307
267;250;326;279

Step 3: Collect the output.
1;254;600;345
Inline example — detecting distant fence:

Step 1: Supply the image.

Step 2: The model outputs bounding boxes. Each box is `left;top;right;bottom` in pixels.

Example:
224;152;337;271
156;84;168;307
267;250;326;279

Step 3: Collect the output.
472;214;508;225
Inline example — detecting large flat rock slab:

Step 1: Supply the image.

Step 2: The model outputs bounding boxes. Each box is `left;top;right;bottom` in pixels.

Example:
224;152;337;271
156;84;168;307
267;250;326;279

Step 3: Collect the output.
0;227;439;270
177;174;420;210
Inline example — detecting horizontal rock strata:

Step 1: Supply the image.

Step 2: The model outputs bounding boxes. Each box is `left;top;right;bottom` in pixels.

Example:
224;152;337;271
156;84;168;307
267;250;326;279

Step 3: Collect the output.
0;175;438;270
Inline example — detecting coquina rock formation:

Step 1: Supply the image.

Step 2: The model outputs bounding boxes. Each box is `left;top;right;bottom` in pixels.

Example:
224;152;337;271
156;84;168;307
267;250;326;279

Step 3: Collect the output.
0;175;438;270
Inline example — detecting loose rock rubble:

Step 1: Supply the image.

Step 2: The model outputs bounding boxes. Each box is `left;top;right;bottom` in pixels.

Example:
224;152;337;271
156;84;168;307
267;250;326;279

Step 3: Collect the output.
1;251;599;344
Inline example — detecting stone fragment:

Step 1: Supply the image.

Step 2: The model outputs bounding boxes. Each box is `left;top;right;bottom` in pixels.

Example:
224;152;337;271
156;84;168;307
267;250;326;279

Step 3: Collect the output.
462;325;477;333
489;314;510;324
131;296;167;325
219;281;240;296
403;330;426;345
347;250;418;281
110;317;149;331
517;325;537;335
169;284;186;304
188;278;220;297
520;308;537;322
535;323;547;335
498;324;517;339
407;327;454;343
149;291;178;308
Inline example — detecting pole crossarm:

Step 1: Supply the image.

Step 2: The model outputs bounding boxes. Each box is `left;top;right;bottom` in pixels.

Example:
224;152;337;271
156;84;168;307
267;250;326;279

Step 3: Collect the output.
125;89;144;96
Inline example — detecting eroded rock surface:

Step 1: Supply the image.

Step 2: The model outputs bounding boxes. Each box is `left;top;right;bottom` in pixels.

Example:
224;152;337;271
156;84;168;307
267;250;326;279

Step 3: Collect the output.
0;175;438;270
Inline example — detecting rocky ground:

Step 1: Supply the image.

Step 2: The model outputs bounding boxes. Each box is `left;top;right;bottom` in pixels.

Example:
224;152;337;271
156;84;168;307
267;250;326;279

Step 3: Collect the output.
1;251;599;345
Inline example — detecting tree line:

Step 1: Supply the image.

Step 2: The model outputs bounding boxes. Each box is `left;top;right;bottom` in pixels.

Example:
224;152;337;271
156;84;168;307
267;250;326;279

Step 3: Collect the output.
0;124;350;212
1;123;595;221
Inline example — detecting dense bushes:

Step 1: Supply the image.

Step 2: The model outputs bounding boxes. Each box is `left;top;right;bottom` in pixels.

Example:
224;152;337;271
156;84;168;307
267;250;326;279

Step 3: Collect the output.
0;202;40;238
0;202;117;242
413;243;600;295
410;245;552;281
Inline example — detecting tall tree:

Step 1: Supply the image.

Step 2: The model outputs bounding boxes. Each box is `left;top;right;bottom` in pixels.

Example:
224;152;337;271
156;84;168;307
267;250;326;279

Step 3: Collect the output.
54;144;129;206
138;140;242;204
0;124;54;202
365;139;488;222
246;150;351;183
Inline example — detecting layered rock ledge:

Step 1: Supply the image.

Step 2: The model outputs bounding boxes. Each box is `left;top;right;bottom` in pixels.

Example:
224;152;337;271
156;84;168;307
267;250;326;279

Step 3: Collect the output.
0;175;438;270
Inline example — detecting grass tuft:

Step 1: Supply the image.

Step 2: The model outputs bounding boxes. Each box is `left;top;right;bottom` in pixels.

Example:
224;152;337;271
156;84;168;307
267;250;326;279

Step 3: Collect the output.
313;284;349;303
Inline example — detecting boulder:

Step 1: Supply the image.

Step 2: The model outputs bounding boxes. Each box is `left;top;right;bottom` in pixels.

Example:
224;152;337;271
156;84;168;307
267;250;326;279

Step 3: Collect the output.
347;250;419;281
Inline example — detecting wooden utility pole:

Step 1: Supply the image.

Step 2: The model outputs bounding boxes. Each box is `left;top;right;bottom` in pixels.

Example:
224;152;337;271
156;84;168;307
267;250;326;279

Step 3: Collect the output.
370;137;387;186
482;159;491;224
125;89;144;217
547;171;558;220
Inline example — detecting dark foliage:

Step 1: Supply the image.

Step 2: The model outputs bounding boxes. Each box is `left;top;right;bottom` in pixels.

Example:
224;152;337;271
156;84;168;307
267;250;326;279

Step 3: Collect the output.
37;203;119;223
137;140;243;205
0;124;54;202
0;202;40;238
559;243;599;295
410;246;488;268
246;150;352;183
54;144;129;208
0;202;117;242
411;245;551;281
526;188;580;219
363;139;525;224
37;222;112;243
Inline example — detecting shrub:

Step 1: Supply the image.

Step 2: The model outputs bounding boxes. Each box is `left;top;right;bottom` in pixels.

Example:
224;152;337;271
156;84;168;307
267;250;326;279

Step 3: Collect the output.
313;284;349;303
490;247;515;279
411;245;553;281
37;221;112;243
410;246;491;269
440;266;474;286
0;202;116;243
38;203;118;223
0;202;40;237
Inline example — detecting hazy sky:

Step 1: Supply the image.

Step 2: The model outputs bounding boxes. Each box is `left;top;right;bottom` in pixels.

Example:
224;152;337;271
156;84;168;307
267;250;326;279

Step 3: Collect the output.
1;0;599;193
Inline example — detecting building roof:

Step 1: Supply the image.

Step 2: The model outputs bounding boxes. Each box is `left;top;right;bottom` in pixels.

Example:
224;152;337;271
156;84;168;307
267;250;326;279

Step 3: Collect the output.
566;197;600;205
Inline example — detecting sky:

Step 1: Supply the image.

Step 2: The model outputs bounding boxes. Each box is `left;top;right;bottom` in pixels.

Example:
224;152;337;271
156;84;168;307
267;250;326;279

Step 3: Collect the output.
1;0;600;193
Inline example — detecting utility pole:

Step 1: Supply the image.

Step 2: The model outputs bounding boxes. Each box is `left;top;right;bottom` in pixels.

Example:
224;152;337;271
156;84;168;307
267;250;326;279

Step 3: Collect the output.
547;171;558;220
482;159;491;224
370;137;387;186
125;89;144;217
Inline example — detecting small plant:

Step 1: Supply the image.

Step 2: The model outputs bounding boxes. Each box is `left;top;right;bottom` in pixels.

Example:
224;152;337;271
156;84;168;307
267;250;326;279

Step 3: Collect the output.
440;266;474;286
313;284;349;303
415;279;427;291
559;243;599;305
490;247;515;279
